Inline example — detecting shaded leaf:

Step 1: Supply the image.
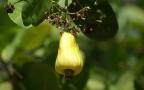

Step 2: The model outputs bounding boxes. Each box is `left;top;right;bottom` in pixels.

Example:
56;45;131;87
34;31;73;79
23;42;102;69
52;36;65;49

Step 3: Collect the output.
21;62;60;90
22;0;52;26
134;79;144;90
70;66;89;90
69;0;118;41
134;70;144;90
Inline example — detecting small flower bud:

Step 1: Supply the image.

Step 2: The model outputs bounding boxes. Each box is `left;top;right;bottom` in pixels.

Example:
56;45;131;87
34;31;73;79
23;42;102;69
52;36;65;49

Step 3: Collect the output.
55;32;84;79
4;3;15;13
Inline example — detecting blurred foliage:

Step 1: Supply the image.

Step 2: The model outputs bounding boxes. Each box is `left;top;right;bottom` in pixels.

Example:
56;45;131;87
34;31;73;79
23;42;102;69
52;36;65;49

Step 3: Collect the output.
0;0;144;90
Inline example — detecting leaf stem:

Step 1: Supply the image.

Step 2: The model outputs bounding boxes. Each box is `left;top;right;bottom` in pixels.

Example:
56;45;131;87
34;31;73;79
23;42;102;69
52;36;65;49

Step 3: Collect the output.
64;0;69;32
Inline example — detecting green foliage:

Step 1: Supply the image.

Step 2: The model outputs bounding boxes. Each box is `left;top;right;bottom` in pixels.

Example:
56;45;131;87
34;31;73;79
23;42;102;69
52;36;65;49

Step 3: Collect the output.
9;0;118;41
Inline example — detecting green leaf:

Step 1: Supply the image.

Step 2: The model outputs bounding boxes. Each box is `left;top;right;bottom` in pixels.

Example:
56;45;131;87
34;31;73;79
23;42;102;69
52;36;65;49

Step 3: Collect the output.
22;0;52;26
1;22;51;61
17;22;51;51
21;62;60;90
0;4;20;51
8;0;28;28
68;0;118;41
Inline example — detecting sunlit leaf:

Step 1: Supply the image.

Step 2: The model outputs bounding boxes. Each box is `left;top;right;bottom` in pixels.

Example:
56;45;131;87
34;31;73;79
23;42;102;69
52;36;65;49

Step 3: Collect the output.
1;22;51;61
8;0;27;28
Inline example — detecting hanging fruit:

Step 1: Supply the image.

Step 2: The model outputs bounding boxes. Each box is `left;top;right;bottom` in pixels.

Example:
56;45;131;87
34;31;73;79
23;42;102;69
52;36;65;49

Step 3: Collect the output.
55;32;84;80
